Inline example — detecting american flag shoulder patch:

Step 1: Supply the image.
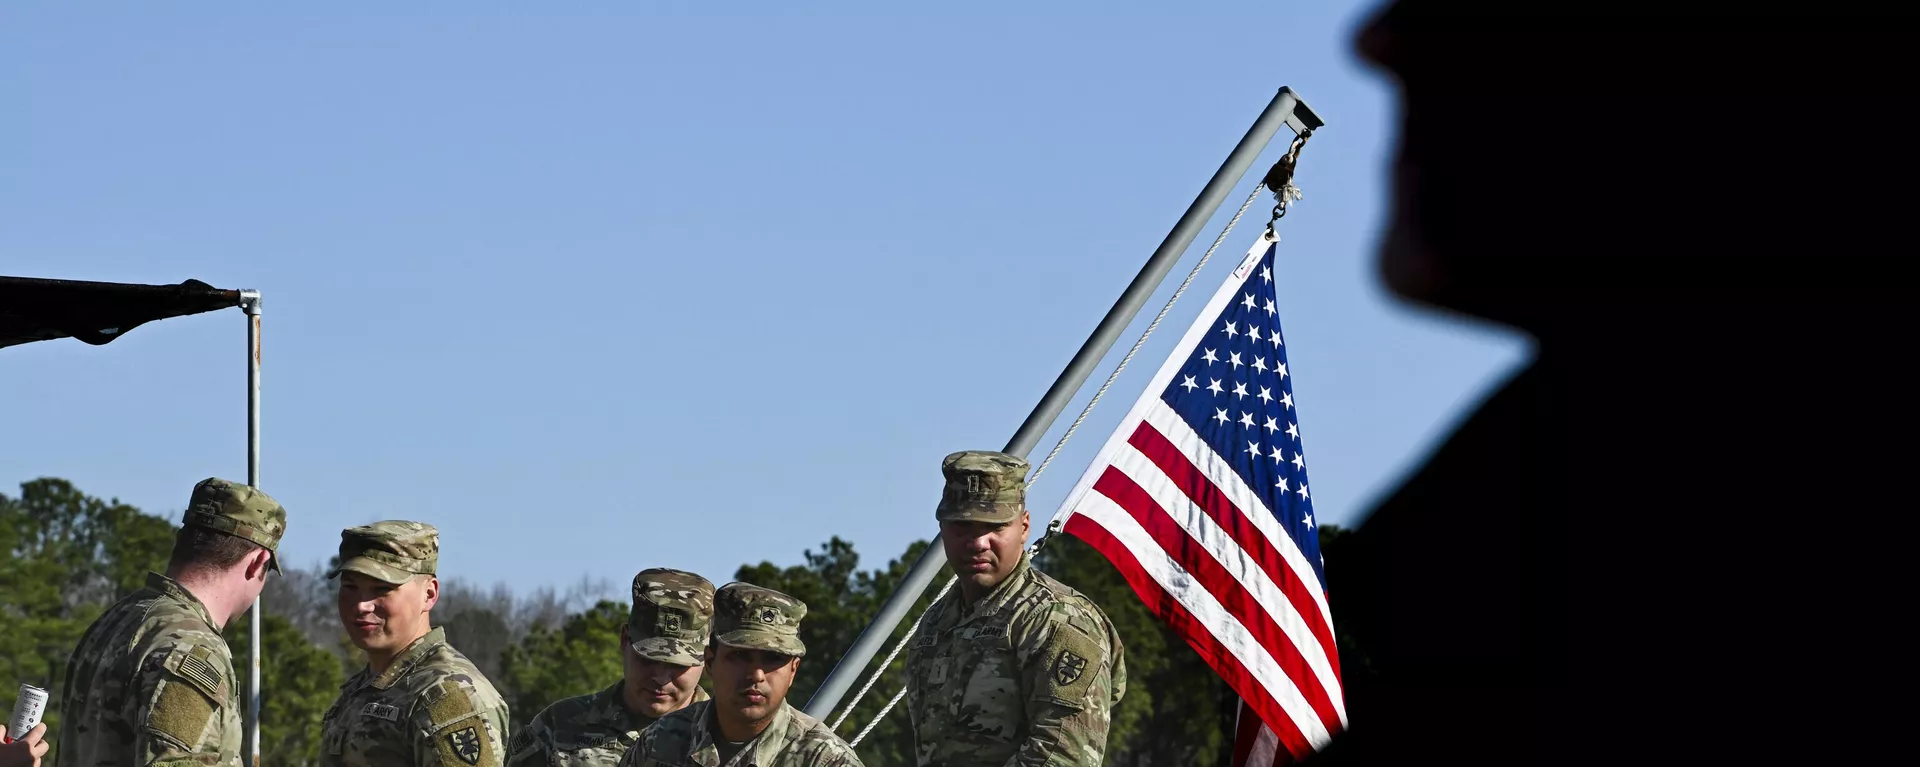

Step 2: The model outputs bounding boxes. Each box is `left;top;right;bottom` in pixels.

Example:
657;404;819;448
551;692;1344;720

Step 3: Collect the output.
163;644;229;705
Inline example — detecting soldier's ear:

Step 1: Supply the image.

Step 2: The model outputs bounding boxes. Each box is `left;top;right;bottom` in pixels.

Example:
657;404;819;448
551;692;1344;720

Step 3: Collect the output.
420;575;440;609
244;548;272;581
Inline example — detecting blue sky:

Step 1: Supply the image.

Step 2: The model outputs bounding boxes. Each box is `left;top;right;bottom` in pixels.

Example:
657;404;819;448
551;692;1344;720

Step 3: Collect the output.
1;1;1530;600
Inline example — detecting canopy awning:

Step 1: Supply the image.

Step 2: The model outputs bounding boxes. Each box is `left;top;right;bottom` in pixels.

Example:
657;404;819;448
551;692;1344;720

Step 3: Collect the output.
0;276;242;350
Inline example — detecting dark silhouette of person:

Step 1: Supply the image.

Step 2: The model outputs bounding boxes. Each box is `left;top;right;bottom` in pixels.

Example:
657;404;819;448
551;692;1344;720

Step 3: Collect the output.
1304;1;1897;763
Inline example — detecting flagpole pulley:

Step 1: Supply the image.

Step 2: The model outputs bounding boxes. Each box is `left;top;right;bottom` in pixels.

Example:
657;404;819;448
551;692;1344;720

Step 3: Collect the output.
1261;128;1312;239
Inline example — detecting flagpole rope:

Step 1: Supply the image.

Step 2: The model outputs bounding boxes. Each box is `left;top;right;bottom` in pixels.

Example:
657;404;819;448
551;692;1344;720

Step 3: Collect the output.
1023;185;1267;488
828;575;954;731
848;663;912;746
831;186;1270;743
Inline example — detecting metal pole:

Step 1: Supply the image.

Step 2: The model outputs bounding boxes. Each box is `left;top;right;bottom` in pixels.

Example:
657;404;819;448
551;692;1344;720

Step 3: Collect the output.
804;86;1318;719
240;289;262;767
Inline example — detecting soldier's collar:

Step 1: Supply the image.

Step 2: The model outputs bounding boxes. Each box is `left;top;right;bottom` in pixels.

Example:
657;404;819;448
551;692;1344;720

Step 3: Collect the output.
593;679;627;713
372;626;447;689
687;702;719;763
146;571;217;627
693;699;795;766
960;552;1035;621
593;680;653;734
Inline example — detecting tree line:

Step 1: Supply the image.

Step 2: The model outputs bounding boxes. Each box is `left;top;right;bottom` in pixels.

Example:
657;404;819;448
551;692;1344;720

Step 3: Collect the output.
2;477;1363;766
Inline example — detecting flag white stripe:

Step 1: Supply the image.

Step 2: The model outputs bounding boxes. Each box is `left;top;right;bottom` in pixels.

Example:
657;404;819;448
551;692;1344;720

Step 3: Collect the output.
1074;492;1334;748
1057;235;1274;522
1108;439;1344;715
1142;401;1342;691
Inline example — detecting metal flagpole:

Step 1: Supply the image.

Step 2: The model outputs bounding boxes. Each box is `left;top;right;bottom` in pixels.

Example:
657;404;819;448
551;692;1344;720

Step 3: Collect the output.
804;86;1324;719
240;289;262;767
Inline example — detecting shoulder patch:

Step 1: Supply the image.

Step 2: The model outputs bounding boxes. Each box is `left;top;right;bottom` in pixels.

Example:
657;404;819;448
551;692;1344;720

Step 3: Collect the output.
1037;622;1105;710
437;720;493;767
162;643;230;705
428;679;479;729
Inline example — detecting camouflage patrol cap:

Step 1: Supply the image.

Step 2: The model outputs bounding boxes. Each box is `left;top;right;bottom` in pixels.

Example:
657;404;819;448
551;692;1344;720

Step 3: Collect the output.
935;450;1030;524
628;568;715;666
712;582;807;658
325;520;439;585
182;478;288;572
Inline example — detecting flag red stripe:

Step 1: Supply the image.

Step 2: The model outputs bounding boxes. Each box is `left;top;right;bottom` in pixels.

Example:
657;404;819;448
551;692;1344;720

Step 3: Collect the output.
1091;463;1345;736
1062;514;1317;761
1127;420;1344;683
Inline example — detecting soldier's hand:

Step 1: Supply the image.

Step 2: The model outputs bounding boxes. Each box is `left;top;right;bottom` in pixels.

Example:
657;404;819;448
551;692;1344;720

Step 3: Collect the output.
0;723;51;767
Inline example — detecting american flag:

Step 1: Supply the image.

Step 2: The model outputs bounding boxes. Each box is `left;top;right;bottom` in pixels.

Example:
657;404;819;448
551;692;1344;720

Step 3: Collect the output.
1052;234;1346;763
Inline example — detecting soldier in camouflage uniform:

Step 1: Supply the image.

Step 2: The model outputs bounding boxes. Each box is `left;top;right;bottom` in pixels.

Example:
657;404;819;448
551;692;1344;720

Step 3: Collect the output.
320;521;511;767
506;568;717;767
55;477;288;767
905;451;1127;766
617;582;863;767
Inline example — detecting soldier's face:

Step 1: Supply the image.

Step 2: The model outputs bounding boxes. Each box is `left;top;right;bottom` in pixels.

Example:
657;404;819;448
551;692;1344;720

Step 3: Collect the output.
336;571;438;654
619;626;704;718
706;644;799;726
939;512;1030;599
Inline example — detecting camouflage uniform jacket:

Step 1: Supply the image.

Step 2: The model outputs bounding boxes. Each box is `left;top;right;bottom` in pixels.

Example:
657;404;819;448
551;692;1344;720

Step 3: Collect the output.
904;553;1127;767
615;700;863;767
55;572;243;767
321;626;511;767
506;681;709;767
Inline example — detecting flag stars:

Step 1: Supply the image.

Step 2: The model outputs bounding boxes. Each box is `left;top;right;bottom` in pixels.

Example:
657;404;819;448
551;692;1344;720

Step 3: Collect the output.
1202;348;1219;365
1248;325;1263;342
1232;382;1249;399
1253;356;1268;374
1223;321;1239;339
1247;440;1262;458
1292;452;1306;470
1302;512;1315;530
1297;483;1310;501
1239;411;1255;428
1213;408;1230;425
1271;448;1286;466
1181;375;1198;393
1286;422;1299;440
1257;386;1273;404
1243;293;1259;311
1264;416;1280;434
1229;352;1243;370
1260;265;1272;284
1280;391;1294;409
1264;298;1277;316
1270;333;1283;348
1275;476;1290;491
1275;362;1288;380
1207;378;1224;396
